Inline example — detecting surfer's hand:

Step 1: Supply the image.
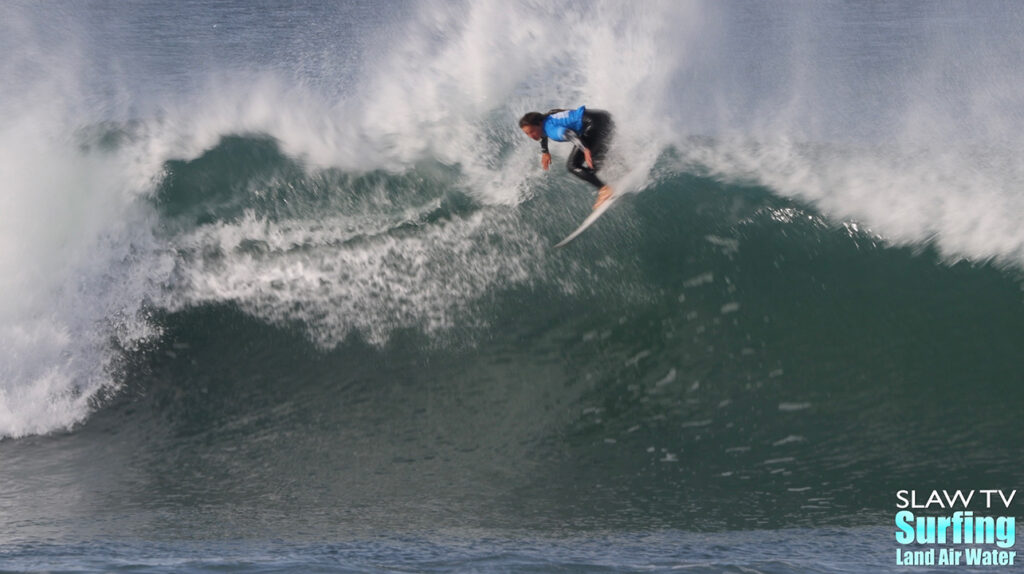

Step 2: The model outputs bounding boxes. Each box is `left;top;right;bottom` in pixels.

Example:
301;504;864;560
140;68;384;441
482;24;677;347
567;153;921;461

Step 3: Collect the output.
541;152;551;170
584;148;594;169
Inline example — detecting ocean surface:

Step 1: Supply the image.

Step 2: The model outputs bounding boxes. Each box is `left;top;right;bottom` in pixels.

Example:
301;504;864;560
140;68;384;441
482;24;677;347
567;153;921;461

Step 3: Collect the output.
2;1;1024;572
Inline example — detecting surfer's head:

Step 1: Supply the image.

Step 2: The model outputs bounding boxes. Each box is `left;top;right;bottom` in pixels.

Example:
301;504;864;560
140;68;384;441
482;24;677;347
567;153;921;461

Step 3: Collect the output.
519;112;545;140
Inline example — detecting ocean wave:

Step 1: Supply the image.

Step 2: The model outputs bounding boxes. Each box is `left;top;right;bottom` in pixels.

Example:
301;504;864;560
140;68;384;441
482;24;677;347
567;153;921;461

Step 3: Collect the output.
3;0;1024;444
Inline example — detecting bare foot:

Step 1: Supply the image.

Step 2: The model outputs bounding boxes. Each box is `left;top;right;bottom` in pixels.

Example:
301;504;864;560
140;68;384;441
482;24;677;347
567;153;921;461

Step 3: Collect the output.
593;186;614;210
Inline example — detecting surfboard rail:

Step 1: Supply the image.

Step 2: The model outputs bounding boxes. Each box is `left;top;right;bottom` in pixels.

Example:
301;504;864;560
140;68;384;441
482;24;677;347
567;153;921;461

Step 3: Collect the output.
553;193;620;248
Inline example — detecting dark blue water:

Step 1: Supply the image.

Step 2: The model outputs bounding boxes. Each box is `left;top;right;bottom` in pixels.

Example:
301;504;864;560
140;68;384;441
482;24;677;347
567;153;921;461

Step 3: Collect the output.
2;1;1023;572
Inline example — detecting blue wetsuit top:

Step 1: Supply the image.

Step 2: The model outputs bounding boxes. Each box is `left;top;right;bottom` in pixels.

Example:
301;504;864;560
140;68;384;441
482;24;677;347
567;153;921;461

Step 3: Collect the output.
543;106;586;143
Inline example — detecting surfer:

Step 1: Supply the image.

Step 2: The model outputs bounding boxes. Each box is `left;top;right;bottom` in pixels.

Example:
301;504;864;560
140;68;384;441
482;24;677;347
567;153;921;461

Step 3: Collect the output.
519;106;614;209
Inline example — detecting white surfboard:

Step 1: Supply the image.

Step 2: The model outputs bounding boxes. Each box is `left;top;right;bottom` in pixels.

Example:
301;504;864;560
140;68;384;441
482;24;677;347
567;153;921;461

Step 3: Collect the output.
554;192;620;248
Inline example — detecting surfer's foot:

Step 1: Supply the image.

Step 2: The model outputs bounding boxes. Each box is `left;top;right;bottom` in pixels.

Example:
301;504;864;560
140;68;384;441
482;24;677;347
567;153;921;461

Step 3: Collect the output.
593;186;613;210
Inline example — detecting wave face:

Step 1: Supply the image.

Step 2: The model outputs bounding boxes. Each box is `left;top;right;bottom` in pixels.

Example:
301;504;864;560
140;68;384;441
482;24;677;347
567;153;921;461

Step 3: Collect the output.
1;0;1024;546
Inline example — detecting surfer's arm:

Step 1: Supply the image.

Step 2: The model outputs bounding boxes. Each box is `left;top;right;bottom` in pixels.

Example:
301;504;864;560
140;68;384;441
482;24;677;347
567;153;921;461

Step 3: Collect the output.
565;112;598;151
563;130;594;169
563;130;584;151
540;137;551;170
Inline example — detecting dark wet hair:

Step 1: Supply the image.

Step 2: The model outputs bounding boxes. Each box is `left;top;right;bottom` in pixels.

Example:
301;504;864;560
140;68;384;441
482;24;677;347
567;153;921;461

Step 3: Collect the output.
518;112;545;128
519;109;569;128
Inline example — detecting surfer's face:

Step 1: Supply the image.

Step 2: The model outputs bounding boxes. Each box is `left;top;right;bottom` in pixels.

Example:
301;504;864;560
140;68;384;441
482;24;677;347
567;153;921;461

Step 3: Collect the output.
521;125;543;140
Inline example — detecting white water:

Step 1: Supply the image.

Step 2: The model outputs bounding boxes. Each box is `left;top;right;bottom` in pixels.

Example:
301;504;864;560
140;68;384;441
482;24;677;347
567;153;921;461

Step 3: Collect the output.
671;2;1024;266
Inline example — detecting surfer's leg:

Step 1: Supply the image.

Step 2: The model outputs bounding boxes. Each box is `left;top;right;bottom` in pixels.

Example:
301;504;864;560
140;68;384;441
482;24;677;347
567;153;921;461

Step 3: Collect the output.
566;148;605;189
579;111;615;208
581;110;614;169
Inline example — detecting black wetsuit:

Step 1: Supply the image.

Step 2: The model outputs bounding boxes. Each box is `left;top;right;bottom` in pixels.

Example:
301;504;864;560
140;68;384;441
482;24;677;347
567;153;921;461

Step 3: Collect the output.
540;109;614;189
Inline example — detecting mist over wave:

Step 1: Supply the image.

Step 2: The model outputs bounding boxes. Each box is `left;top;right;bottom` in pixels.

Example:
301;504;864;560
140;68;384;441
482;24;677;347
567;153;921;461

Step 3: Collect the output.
2;0;1024;441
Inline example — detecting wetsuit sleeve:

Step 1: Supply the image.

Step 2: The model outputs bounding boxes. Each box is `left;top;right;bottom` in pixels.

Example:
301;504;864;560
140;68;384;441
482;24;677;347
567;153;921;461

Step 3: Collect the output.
564;111;598;151
540;136;549;154
563;130;586;151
